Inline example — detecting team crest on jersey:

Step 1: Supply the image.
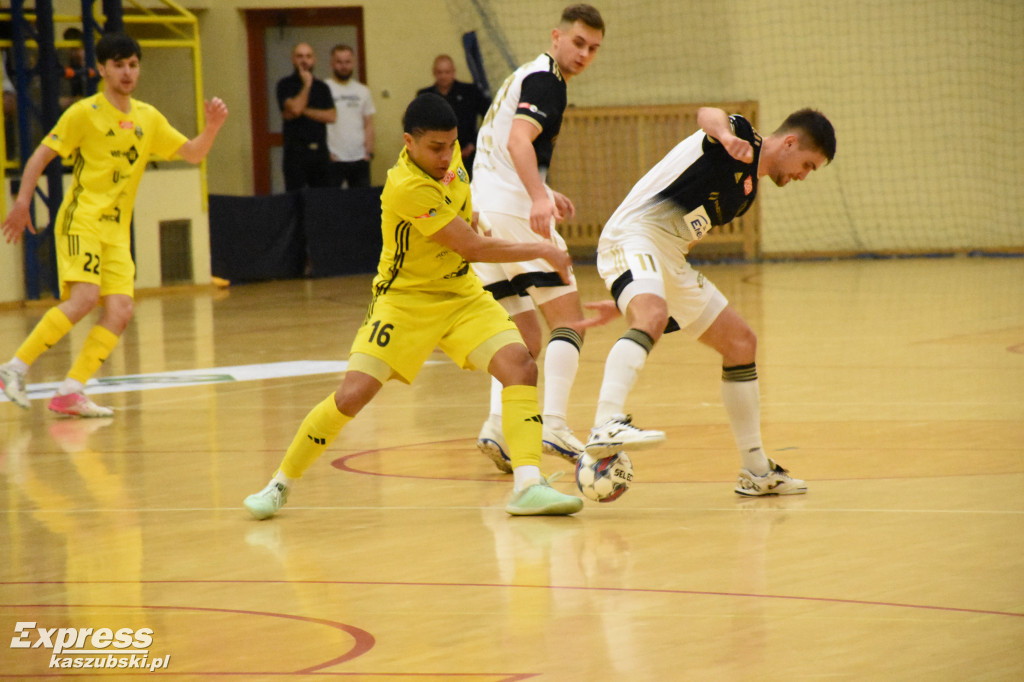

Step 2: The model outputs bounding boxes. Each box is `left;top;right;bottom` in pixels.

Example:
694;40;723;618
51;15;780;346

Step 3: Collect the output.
135;125;144;139
744;176;753;195
456;167;468;183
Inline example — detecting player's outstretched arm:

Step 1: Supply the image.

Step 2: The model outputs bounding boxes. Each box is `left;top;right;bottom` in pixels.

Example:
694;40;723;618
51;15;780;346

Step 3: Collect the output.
431;215;572;284
176;97;229;164
2;144;59;244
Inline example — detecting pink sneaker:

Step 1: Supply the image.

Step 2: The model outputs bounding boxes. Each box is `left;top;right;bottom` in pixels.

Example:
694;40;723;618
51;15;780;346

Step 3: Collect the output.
47;392;114;418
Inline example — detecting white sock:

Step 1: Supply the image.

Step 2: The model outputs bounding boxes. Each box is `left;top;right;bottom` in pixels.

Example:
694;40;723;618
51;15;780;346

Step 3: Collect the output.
272;470;296;488
57;378;85;396
513;465;542;490
721;365;769;475
488;376;503;427
594;330;653;427
6;358;29;374
543;328;582;427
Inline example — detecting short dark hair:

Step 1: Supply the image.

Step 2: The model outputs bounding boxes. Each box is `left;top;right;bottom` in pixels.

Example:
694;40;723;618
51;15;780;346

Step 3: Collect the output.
561;4;605;34
95;32;141;63
403;93;457;137
331;44;354;56
775;108;836;162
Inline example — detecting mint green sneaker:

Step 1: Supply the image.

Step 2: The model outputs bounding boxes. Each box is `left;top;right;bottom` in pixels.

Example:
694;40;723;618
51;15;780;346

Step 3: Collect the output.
244;481;289;520
505;476;583;516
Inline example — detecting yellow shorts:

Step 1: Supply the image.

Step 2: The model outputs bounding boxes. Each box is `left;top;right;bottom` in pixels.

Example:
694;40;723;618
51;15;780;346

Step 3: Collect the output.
55;230;135;300
349;288;523;384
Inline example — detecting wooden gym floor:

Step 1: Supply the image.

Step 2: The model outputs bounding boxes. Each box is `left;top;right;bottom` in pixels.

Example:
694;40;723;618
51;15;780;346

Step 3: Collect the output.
1;257;1022;680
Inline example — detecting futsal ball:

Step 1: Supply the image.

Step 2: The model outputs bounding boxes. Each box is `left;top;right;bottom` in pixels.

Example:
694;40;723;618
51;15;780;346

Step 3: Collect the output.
575;452;634;503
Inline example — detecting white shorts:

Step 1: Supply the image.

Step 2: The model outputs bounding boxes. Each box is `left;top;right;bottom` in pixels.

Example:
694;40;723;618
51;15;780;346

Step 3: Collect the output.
472;211;578;315
596;222;728;338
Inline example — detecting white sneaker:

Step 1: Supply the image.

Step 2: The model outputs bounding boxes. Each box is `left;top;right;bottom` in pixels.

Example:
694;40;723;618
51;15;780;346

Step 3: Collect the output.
47;392;114;418
244;481;289;520
542;424;585;464
735;459;807;496
0;364;30;409
586;414;665;457
477;420;512;473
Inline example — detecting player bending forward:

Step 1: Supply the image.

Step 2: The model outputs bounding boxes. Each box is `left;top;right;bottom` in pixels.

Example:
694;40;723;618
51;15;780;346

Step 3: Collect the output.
584;106;836;496
244;94;585;520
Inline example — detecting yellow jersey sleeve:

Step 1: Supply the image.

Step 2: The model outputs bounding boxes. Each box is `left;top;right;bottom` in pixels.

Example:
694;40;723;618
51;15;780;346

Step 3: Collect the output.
142;104;188;160
43;102;89;158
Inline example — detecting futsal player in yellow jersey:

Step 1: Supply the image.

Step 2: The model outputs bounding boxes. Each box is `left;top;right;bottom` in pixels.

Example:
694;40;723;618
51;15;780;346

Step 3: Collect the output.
245;93;584;518
0;32;227;417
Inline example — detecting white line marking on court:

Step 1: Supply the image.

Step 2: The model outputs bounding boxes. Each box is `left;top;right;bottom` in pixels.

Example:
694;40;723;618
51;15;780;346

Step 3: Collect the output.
0;360;448;402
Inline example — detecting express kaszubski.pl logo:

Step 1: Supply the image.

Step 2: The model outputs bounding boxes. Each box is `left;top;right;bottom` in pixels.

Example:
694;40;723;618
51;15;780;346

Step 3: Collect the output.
10;622;171;671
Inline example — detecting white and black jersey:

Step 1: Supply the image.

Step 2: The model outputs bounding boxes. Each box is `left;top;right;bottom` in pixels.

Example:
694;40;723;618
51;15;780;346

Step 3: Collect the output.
471;53;567;218
603;115;762;250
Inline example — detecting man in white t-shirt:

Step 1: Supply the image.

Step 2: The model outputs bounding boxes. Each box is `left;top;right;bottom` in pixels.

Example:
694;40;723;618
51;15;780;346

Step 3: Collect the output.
325;44;375;188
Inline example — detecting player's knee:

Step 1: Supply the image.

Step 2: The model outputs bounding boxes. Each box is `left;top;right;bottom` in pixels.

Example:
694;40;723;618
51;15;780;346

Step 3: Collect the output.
727;326;757;363
102;298;135;334
626;295;668;340
490;344;538;387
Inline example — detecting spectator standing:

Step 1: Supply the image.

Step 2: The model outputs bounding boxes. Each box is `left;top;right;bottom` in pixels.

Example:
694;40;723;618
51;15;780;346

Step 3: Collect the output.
325;44;375;188
276;42;336;191
417;54;489;177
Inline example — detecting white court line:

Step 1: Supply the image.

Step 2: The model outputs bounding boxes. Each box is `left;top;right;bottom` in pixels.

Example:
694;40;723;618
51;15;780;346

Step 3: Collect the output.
0;359;448;402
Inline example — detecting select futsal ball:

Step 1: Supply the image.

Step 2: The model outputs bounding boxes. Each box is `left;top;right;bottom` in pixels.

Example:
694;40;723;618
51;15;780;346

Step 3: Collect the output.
575;451;634;503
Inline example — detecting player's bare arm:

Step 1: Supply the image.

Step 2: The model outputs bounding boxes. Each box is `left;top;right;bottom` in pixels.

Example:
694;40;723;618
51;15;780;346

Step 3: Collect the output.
506;118;559;238
176;97;229;164
2;144;59;243
697;106;753;163
430;214;571;284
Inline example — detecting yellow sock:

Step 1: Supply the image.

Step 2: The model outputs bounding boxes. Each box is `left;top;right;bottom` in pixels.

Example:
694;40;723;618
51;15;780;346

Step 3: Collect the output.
502;384;542;469
66;325;120;385
15;308;73;366
279;393;353;479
